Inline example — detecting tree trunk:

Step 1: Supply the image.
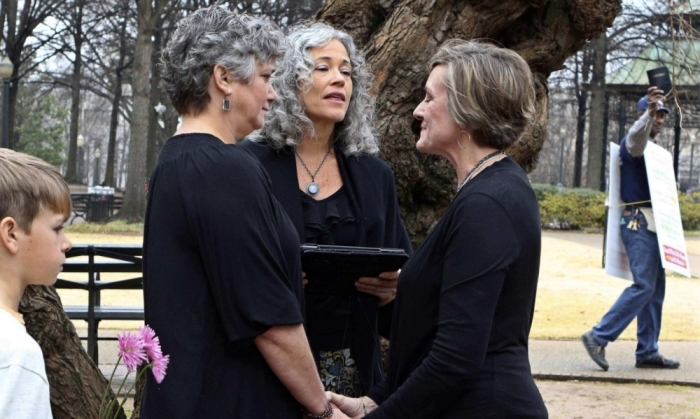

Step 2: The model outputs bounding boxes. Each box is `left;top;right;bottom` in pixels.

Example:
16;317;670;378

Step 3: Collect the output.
574;87;588;187
120;0;156;222
586;33;607;191
105;12;129;188
146;28;161;178
573;47;591;188
318;0;621;245
20;286;125;419
65;0;84;184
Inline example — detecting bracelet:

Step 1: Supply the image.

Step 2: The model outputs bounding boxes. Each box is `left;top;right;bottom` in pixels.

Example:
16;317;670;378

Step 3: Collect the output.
362;397;368;415
304;402;334;418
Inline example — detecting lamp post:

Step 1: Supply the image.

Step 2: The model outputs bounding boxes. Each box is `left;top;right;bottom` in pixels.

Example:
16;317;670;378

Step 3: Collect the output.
77;134;85;183
0;57;13;149
689;134;697;190
558;127;567;187
94;147;101;186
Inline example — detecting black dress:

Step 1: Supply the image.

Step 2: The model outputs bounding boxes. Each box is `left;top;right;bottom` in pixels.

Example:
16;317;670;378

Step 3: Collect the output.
141;134;305;418
301;187;363;396
239;140;412;395
366;158;548;419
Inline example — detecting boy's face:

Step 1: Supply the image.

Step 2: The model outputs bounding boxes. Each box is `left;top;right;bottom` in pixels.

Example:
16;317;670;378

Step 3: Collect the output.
17;209;72;286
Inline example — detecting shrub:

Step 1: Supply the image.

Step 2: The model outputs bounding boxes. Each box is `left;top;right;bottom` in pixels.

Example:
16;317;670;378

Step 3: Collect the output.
537;187;606;229
534;184;700;231
679;192;700;231
531;183;560;202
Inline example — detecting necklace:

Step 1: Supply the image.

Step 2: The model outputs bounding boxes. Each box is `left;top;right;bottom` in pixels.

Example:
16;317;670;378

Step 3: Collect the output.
295;146;333;196
457;150;504;192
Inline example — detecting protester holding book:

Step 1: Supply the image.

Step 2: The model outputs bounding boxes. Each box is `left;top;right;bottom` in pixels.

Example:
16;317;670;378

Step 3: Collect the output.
328;40;548;418
581;86;679;371
242;23;411;397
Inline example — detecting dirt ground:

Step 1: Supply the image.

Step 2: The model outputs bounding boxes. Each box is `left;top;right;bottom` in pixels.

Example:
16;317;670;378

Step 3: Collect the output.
538;380;700;419
62;231;700;418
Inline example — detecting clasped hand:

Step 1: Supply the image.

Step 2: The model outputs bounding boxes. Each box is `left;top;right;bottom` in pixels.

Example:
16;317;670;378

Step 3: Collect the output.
326;393;378;418
355;270;400;306
646;86;666;116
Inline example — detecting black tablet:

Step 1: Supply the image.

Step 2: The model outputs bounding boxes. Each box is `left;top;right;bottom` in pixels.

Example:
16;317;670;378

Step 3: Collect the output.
301;244;409;295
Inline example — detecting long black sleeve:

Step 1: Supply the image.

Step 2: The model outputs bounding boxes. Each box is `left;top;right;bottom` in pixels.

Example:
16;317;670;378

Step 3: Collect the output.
367;194;518;418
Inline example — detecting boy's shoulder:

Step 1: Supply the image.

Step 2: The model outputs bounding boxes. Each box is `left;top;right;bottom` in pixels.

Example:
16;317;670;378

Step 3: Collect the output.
0;310;46;373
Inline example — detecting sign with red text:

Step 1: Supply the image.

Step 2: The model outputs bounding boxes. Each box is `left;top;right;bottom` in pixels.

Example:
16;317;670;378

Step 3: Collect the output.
605;143;633;280
644;142;691;277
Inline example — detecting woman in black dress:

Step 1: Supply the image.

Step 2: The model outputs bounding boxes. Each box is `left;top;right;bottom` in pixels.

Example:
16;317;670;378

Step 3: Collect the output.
242;23;411;398
142;7;348;419
328;40;548;418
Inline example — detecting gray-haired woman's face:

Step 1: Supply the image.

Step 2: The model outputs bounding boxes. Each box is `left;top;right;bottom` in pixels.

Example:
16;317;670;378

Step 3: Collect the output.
301;39;353;126
230;61;277;138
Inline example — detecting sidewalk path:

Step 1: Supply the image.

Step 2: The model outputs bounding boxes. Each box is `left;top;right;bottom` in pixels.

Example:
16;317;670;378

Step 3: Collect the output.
92;333;700;394
530;339;700;387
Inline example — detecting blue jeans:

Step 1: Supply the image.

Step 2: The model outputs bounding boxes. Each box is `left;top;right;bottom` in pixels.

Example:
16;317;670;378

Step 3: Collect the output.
592;209;666;360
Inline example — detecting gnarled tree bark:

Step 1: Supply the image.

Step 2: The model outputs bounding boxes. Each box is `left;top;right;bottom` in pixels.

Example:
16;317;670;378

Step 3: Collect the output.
20;286;125;419
317;0;622;245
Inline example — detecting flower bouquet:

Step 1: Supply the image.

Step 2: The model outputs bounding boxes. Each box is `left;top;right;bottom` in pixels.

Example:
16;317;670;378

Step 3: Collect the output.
99;325;170;419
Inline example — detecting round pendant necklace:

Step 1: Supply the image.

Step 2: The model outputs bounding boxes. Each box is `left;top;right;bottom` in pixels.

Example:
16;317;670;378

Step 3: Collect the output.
295;146;333;196
457;150;504;193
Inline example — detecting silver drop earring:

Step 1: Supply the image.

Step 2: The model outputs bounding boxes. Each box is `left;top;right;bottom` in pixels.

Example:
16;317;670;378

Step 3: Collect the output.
458;130;471;149
222;96;231;111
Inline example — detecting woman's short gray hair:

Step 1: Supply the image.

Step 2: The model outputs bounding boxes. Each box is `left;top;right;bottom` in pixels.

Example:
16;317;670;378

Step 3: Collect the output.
430;40;536;149
160;5;285;115
251;23;378;155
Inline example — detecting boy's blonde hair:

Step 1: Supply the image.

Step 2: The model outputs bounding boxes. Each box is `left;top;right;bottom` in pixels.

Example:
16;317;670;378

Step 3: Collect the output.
0;149;71;231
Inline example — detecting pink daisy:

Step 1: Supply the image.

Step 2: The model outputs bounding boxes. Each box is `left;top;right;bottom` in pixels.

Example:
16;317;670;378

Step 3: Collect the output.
151;354;170;384
139;325;163;361
117;331;148;372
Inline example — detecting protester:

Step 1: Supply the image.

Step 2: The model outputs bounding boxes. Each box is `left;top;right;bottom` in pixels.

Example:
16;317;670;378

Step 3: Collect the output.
0;149;73;419
242;23;411;397
581;87;679;371
327;40;548;418
141;7;348;418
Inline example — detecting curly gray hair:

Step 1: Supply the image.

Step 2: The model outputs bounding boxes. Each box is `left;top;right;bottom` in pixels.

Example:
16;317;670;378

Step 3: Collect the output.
250;23;378;155
160;5;285;115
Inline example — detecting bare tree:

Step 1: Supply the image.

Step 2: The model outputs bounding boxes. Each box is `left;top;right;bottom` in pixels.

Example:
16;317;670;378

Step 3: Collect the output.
0;0;65;149
586;32;607;191
63;0;86;183
119;0;168;222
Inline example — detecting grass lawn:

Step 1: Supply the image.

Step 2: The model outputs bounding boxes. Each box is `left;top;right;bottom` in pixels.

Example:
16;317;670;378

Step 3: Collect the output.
60;223;700;341
533;234;699;341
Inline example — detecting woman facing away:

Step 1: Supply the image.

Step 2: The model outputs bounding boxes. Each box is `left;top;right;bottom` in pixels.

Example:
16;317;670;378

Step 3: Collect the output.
242;23;411;398
328;40;548;418
141;7;349;419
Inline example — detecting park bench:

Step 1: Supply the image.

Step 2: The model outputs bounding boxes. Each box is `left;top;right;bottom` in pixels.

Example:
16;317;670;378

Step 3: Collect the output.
55;245;143;364
70;193;121;224
69;194;90;224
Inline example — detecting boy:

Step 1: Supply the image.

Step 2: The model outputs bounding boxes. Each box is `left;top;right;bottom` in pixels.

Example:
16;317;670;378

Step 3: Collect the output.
0;148;72;418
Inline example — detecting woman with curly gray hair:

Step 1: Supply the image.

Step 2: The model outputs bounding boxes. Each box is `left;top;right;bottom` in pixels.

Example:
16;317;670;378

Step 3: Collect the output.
143;7;348;419
242;23;411;398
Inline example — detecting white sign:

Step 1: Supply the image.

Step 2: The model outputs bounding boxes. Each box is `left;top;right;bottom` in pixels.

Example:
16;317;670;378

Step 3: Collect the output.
605;143;633;280
644;142;691;277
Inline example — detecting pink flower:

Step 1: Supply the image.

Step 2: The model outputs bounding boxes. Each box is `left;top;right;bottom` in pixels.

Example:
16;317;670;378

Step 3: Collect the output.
151;354;170;384
117;331;148;372
139;325;163;361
